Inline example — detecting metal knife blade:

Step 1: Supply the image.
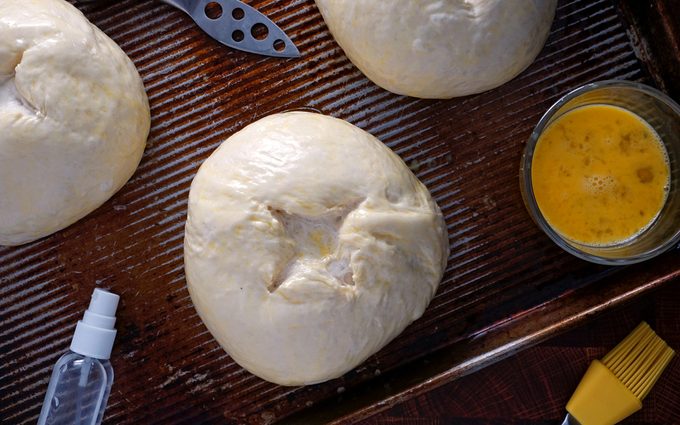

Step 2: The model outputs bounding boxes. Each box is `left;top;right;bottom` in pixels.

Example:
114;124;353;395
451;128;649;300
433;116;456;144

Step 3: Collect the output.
162;0;300;58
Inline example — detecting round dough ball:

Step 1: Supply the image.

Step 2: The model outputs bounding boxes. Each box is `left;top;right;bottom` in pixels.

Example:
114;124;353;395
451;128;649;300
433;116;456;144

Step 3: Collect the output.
0;0;150;246
315;0;557;99
184;112;448;385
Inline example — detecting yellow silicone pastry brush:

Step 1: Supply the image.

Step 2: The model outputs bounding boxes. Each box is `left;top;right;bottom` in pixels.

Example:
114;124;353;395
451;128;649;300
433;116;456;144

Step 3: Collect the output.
561;322;675;425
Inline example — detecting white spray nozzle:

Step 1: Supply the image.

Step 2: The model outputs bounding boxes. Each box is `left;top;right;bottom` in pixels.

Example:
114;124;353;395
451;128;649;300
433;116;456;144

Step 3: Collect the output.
70;289;120;360
89;289;119;317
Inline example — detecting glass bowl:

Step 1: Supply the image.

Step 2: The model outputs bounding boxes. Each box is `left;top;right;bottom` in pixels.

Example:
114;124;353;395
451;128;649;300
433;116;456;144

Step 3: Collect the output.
520;80;680;265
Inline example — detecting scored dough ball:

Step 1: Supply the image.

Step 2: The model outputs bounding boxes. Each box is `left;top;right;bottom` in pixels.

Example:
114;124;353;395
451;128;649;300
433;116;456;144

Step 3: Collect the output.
184;112;449;385
315;0;557;99
0;0;150;246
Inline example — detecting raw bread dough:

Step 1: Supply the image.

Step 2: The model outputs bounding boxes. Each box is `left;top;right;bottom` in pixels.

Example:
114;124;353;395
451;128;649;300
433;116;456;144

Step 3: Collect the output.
315;0;557;99
0;0;150;246
184;112;449;385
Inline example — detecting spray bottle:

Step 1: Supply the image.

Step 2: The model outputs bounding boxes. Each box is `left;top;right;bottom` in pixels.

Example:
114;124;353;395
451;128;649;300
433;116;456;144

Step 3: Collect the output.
37;288;119;425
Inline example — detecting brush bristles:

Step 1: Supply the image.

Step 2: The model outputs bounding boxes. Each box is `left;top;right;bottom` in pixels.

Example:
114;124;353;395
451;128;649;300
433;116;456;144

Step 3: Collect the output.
602;322;676;400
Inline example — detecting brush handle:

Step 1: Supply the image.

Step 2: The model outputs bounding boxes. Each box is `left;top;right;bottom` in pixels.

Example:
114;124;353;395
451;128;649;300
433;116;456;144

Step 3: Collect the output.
561;414;581;425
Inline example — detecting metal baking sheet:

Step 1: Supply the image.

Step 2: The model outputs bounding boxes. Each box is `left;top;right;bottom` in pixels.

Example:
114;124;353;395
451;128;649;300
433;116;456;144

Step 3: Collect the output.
1;0;679;423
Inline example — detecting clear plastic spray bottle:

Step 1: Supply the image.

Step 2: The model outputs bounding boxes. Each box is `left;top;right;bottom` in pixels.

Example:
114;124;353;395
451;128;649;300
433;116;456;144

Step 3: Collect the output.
38;288;119;425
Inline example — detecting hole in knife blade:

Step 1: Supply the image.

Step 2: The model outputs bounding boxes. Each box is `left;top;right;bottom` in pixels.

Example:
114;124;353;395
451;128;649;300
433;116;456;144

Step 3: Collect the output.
232;7;244;20
273;39;285;52
251;23;268;41
232;30;245;42
205;2;223;19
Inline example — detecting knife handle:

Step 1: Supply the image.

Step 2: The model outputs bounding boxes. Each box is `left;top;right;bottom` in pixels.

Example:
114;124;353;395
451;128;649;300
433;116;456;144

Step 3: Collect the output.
160;0;300;58
160;0;196;13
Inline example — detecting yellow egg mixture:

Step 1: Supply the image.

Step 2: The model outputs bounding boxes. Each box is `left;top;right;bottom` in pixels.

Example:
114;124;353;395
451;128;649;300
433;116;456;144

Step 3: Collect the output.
532;104;670;246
